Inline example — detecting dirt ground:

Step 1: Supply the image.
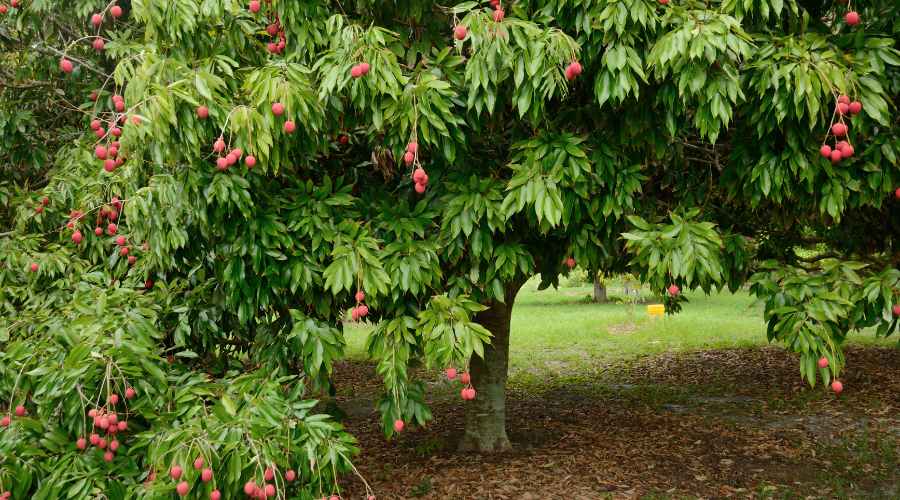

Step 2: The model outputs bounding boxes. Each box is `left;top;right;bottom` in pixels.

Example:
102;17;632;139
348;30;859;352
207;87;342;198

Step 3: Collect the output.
332;347;900;499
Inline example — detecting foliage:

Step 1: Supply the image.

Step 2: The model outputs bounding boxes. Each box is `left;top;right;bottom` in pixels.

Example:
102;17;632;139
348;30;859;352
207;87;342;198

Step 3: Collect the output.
1;0;898;496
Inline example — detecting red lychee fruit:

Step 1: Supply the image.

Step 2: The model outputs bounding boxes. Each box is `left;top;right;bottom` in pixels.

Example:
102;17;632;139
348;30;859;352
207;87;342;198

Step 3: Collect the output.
111;6;123;18
848;101;862;114
264;467;274;481
213;137;226;153
355;290;365;302
90;119;102;130
892;304;900;317
176;481;189;496
244;482;257;495
265;484;276;496
117;420;127;431
95;145;108;159
836;102;849;115
414;182;426;194
249;1;260;13
104;159;117;172
170;465;183;480
29;262;39;273
837;95;850;104
818;357;829;369
91;13;103;27
285;470;296;482
245;155;256;167
95;227;103;236
667;284;680;296
92;38;105;51
412;168;426;183
283;121;296;133
351;65;363;78
566;257;576;269
109;439;119;451
216;157;228;170
453;25;467;40
831;380;843;394
403;151;415;165
659;0;669;4
90;91;99;101
393;419;405;432
97;438;107;448
72;231;83;244
830;149;843;164
104;450;115;462
115;235;126;246
565;61;582;81
60;58;74;73
830;123;847;136
193;457;204;470
844;11;859;26
0;416;9;427
359;62;370;75
446;367;457;380
14;405;24;417
114;100;125;112
460;372;471;384
493;8;505;22
201;468;213;482
120;247;129;256
197;106;209;119
210;490;221;500
90;433;100;445
271;102;285;116
77;437;87;449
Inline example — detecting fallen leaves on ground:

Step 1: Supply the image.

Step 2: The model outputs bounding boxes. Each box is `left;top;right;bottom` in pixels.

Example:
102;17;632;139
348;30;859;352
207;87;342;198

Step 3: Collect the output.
332;347;899;499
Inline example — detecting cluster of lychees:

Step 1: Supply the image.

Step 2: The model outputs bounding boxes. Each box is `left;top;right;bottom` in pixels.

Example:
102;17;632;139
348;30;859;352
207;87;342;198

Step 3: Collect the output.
818;95;862;165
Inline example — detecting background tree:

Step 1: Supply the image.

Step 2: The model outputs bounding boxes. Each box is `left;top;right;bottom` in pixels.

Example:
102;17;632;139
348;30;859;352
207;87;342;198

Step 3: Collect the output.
1;0;899;497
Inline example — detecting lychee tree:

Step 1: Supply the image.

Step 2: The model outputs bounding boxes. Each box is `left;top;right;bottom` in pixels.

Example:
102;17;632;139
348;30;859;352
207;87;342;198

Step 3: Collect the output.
1;0;899;496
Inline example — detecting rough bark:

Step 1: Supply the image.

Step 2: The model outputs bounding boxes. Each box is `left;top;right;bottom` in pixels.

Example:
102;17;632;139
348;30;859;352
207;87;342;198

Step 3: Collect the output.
458;282;523;453
593;274;608;303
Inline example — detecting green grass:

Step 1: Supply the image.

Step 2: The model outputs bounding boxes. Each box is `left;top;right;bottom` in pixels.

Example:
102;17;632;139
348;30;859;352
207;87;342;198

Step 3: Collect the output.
345;278;894;375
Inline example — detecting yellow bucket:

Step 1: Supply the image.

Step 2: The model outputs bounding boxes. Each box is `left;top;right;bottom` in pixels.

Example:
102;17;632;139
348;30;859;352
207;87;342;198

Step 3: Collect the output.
646;304;665;317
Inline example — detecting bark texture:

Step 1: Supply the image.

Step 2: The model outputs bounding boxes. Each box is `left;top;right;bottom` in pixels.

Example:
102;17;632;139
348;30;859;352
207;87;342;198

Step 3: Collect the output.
593;274;608;303
458;282;523;453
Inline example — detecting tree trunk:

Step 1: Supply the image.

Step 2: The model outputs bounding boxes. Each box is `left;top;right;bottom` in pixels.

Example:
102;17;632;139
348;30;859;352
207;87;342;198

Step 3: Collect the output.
593;273;608;303
458;282;523;453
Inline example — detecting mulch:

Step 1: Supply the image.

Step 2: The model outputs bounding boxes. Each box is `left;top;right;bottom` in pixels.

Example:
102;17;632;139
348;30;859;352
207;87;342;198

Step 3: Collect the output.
332;347;900;499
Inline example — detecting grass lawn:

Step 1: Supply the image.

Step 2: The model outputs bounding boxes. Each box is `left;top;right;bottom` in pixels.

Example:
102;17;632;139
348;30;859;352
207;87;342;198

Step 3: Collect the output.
345;277;895;375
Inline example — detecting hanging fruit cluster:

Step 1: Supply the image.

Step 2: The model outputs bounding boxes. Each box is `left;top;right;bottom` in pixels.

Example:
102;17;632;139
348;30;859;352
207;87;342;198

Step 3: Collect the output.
819;94;862;165
351;289;369;321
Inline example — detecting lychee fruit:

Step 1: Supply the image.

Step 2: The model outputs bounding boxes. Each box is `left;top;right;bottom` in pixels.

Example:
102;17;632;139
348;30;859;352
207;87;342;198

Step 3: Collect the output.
72;231;83;244
170;465;182;480
111;5;123;18
892;304;900;317
460;372;471;384
283;121;296;133
249;1;260;13
176;481;189;496
667;284;680;296
848;101;862;114
393;419;405;432
355;290;365;302
29;262;39;273
817;357;829;369
60;58;74;73
831;380;843;394
831;123;847;136
285;470;296;482
210;490;221;500
453;25;467;40
91;13;103;27
446;367;457;380
14;405;25;417
197;106;209;119
201;468;213;482
493;8;505;22
845;11;859;26
830;149;843;164
403;151;415;165
77;437;87;449
245;155;256;167
271;102;285;116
